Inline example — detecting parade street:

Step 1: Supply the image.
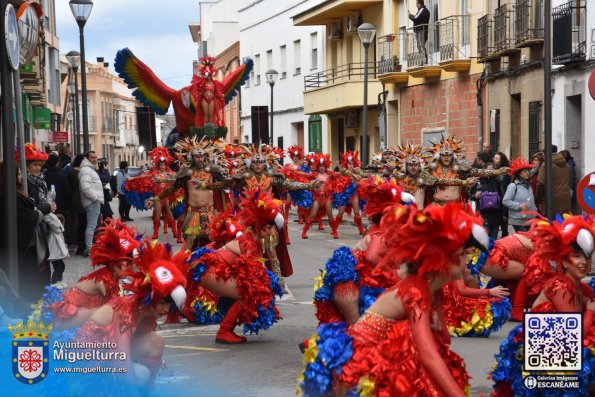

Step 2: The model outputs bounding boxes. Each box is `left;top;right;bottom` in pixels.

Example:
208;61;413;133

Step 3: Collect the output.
61;200;515;397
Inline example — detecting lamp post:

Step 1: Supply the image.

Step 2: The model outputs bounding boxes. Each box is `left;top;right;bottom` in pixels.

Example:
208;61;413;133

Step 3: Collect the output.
66;51;81;154
266;69;278;146
69;0;93;152
67;82;78;153
138;145;145;168
357;23;376;166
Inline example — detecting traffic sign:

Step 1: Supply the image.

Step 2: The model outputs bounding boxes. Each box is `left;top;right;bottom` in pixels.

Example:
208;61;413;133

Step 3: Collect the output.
589;68;595;100
4;4;19;71
577;172;595;215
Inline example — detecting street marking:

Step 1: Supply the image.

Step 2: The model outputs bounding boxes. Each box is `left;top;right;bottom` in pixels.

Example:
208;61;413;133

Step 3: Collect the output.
165;345;229;352
162;333;217;338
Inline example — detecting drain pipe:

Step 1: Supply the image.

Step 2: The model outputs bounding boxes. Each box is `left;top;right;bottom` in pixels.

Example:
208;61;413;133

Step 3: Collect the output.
476;69;487;149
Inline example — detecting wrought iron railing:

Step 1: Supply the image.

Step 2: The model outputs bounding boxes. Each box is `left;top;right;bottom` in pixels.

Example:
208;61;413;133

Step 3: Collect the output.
376;32;407;74
87;116;97;132
406;23;439;68
303;62;376;90
477;15;494;59
102;117;114;133
439;15;470;63
553;0;586;64
494;4;516;52
515;0;544;45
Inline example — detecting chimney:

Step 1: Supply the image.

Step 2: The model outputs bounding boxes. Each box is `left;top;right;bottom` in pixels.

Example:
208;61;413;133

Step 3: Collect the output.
96;57;104;63
104;62;109;68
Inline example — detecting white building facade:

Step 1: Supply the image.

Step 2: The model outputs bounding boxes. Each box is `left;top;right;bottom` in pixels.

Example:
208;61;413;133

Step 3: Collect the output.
550;0;594;180
239;0;328;154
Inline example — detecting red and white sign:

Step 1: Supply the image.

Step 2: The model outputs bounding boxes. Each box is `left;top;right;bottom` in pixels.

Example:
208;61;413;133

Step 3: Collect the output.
577;172;595;215
51;131;69;143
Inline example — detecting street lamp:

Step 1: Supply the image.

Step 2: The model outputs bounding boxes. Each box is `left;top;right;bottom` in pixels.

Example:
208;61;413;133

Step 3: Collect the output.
266;69;278;146
67;81;78;153
69;0;93;152
66;50;81;154
357;23;376;166
138;146;145;169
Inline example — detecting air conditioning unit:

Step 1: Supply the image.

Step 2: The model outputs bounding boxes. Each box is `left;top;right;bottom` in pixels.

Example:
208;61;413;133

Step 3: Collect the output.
328;22;343;40
346;14;361;33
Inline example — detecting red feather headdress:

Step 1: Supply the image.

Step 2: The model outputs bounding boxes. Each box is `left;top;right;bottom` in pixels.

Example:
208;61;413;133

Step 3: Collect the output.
358;177;415;218
237;188;283;231
198;55;218;77
316;153;331;169
509;156;533;177
90;219;140;268
379;203;483;276
148;147;172;166
340;151;361;168
305;153;318;170
287;145;304;160
208;210;244;247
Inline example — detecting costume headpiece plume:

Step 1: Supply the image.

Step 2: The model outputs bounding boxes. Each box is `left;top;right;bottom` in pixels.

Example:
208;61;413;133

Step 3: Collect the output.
90;218;140;268
394;143;429;172
287;145;304;160
237;188;284;231
148;147;172;166
357;177;416;218
340;151;361;168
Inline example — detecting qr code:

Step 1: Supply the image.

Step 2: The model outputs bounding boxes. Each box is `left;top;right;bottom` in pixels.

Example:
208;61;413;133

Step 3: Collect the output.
524;313;583;371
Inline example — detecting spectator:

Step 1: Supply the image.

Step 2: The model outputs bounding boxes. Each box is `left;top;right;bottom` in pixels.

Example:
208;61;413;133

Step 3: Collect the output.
59;144;72;169
473;150;493;169
116;160;134;221
529;151;544;197
69;154;86;256
493;152;511;237
483;142;493;157
97;159;113;221
473;162;502;239
78;150;104;257
408;1;430;64
536;145;571;216
559;149;578;214
503;157;537;232
44;154;72;216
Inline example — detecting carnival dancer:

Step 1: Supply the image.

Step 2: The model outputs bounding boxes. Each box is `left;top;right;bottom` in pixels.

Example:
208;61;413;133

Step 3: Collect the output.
45;219;140;330
426;135;507;206
187;188;284;344
312;178;416;326
393;143;435;208
333;151;366;236
298;202;490;397
146;137;230;250
490;214;595;397
302;154;338;239
282;145;313;242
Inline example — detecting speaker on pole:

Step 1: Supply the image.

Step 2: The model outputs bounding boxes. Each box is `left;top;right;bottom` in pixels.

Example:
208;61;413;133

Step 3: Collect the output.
250;106;269;145
137;106;156;150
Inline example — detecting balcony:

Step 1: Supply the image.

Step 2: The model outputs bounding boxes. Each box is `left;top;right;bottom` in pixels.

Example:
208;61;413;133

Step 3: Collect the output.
493;4;519;55
87;116;97;132
439;15;471;72
553;0;586;65
406;23;442;78
292;0;382;26
102;117;115;133
477;15;496;62
303;62;381;114
515;0;544;47
376;33;409;84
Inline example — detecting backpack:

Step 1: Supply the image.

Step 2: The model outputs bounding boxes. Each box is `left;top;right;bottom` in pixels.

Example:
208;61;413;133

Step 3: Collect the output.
479;191;501;211
109;171;123;197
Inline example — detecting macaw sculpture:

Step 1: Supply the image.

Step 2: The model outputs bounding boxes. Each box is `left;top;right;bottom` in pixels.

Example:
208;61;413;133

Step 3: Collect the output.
114;48;252;135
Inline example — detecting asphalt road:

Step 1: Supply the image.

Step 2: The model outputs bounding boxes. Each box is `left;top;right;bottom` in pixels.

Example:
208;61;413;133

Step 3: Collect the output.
61;201;514;397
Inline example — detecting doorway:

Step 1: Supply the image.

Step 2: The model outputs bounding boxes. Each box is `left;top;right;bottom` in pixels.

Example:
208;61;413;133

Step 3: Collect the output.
510;94;521;158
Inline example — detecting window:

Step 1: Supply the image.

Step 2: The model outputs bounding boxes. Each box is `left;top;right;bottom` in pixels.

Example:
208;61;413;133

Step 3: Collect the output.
528;101;541;157
308;115;322;152
294;40;301;75
310;33;318;70
280;45;287;78
422;129;446;146
255;54;261;85
266;50;273;72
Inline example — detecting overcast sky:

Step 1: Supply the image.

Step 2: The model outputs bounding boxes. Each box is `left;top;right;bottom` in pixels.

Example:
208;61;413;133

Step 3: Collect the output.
55;0;199;93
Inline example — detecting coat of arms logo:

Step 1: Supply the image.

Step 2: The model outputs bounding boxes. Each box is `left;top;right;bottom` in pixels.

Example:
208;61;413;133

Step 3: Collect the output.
9;320;51;385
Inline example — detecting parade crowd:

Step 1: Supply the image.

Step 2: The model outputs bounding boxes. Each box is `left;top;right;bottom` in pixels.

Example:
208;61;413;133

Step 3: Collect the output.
0;134;593;396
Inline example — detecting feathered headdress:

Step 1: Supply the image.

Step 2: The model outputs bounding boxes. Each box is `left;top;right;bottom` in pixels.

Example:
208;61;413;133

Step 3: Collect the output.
208;210;244;246
149;147;172;166
244;144;281;169
174;136;224;165
509;156;533;177
287;145;304;160
132;240;189;309
340;151;361;168
395;143;429;173
358;177;416;218
316;153;331;169
237;188;284;231
90;219;140;268
305;152;318;170
523;214;595;295
198;55;218;77
379;203;488;277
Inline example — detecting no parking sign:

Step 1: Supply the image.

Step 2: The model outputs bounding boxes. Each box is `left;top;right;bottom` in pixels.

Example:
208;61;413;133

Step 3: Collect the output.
577;172;595;215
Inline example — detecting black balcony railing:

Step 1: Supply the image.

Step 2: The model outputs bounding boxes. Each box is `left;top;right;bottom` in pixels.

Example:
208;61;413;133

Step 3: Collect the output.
515;0;544;45
303;63;376;90
376;33;407;74
494;4;516;52
477;15;494;60
439;15;470;63
553;0;586;64
407;23;439;68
